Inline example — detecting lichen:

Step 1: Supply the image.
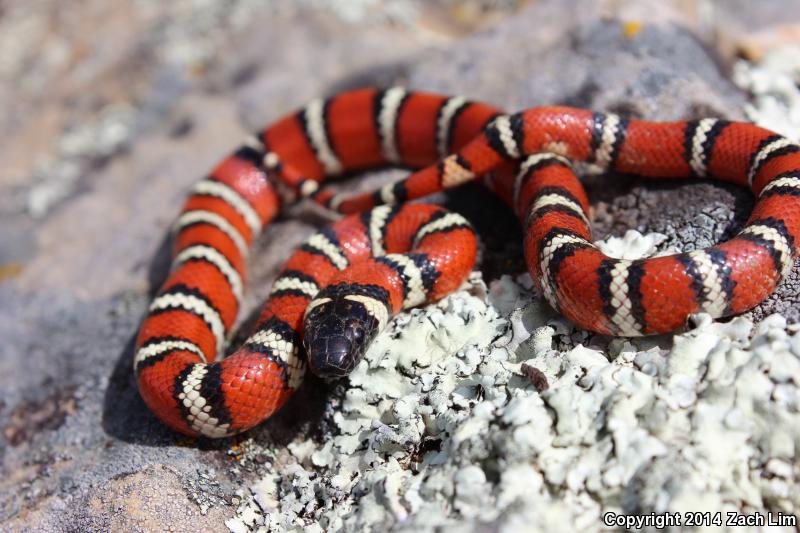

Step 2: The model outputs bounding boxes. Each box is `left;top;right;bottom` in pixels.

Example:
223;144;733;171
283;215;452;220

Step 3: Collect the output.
227;233;800;530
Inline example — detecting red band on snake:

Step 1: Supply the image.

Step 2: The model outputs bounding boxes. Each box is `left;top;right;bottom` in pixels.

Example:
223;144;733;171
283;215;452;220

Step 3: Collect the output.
134;87;800;438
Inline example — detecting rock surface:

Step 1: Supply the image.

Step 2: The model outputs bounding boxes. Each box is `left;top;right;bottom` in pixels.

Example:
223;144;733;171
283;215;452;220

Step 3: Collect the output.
1;0;799;531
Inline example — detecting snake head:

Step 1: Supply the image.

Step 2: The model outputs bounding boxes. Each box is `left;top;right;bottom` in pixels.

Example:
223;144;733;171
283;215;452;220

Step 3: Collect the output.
303;288;386;378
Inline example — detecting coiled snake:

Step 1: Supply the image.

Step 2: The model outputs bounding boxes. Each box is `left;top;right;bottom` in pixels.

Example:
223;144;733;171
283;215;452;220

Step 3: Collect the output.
134;88;800;437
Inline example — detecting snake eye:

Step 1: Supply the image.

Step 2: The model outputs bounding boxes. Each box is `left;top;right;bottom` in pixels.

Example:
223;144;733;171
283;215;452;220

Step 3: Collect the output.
349;321;364;340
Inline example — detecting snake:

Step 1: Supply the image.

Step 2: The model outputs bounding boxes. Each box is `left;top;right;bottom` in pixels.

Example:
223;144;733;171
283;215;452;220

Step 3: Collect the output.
134;87;800;438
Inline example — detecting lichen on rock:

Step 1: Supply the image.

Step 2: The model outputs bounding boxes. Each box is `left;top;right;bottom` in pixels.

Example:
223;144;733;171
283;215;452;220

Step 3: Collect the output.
228;261;800;530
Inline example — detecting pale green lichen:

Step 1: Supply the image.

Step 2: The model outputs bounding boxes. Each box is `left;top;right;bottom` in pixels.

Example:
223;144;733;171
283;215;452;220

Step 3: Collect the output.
227;229;800;530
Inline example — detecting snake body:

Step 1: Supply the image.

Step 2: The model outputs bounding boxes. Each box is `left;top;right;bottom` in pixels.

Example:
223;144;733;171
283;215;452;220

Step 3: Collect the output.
134;88;800;438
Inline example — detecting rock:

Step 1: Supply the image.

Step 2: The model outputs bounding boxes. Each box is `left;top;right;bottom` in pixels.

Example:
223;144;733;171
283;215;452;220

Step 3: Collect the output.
1;0;799;531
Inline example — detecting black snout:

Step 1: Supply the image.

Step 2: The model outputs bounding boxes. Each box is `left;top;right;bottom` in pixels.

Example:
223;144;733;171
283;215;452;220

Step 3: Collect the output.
303;296;380;379
304;330;357;378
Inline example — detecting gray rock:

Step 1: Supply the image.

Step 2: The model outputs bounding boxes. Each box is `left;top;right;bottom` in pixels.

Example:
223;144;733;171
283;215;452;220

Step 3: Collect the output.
1;0;798;531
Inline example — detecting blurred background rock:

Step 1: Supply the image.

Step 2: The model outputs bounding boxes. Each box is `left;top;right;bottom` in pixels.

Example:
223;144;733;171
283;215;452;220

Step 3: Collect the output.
2;0;798;223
